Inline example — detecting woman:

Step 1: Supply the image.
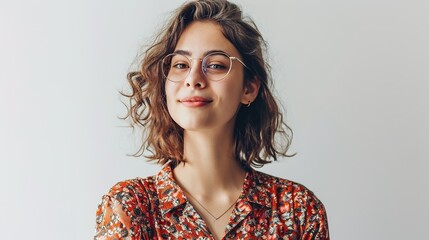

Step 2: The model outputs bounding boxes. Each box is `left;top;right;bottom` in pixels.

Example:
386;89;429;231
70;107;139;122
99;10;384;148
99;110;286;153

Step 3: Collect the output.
95;0;329;239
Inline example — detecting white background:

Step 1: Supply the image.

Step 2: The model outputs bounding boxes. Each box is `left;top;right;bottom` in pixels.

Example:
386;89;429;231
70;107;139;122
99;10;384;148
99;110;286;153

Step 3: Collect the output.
1;0;428;239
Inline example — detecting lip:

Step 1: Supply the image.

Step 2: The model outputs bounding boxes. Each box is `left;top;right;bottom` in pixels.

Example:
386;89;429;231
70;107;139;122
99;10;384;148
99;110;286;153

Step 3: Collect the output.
179;96;213;107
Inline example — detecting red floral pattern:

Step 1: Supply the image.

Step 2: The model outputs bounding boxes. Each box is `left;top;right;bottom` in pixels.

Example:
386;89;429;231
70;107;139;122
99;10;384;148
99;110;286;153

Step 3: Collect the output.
95;164;329;239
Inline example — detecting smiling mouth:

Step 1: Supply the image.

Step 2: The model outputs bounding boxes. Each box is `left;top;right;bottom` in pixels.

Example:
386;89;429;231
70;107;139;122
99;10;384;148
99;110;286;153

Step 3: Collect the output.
179;97;213;107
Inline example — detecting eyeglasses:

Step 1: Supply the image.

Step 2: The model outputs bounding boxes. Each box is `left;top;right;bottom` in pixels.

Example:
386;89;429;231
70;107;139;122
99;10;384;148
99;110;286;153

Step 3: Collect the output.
161;51;248;82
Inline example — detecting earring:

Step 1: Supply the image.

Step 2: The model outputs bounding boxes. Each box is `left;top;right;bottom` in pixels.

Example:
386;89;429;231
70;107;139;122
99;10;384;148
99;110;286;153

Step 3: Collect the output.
246;101;252;107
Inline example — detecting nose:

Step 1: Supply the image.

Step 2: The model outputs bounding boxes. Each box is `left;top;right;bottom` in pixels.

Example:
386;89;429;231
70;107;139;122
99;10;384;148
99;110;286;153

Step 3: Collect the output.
184;58;207;89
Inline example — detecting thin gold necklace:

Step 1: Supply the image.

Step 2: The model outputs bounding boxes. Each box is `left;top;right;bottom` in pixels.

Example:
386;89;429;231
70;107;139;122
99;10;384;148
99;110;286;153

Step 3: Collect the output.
184;190;239;221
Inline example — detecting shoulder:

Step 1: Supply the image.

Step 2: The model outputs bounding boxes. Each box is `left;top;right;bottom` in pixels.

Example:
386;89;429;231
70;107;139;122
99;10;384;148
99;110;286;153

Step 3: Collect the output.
94;176;157;239
105;176;156;205
253;170;330;238
253;170;319;201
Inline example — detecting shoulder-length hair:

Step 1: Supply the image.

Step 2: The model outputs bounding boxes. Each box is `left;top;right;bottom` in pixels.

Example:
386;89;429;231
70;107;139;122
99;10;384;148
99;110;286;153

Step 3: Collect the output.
123;0;294;168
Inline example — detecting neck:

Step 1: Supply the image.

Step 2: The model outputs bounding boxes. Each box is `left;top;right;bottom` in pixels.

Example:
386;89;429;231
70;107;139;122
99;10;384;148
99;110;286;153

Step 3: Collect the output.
173;126;246;197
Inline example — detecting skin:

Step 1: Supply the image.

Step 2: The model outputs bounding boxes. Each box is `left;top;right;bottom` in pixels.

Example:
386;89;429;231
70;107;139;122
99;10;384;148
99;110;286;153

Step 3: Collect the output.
165;21;260;239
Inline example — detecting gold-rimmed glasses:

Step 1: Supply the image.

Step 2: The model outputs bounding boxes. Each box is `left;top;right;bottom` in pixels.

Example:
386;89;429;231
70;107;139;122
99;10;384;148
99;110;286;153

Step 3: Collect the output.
161;51;248;82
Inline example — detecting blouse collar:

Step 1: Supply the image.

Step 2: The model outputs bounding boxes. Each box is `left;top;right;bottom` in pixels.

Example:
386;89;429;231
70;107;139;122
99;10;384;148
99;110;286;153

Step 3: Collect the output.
155;163;271;216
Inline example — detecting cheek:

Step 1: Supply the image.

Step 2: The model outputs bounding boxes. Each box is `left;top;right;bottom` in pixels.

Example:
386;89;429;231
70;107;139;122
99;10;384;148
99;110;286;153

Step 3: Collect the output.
222;86;242;103
165;82;176;102
164;83;176;116
216;84;245;114
222;76;245;101
164;82;187;128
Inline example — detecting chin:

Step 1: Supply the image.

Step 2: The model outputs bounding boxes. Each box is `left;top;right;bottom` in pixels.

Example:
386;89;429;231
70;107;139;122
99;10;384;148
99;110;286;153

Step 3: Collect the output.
177;123;212;132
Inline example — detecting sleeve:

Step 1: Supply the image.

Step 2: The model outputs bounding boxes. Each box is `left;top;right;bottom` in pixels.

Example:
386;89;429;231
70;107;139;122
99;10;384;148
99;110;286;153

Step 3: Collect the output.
294;186;330;240
94;195;135;239
94;180;148;240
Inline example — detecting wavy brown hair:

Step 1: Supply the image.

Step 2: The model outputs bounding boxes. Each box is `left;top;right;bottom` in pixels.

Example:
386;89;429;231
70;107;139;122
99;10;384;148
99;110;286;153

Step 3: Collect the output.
123;0;294;168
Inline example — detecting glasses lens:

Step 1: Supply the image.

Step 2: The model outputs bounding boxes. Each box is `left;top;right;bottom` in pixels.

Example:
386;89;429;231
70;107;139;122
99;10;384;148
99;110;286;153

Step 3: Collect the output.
203;53;232;81
162;53;190;82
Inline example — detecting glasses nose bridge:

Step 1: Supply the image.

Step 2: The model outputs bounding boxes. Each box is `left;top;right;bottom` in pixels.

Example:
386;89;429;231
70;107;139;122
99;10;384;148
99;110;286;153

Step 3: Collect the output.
187;57;205;75
188;57;203;67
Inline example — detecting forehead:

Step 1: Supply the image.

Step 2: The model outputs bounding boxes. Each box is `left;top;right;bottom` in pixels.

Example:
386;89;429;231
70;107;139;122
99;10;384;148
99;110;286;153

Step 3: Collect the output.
174;21;241;57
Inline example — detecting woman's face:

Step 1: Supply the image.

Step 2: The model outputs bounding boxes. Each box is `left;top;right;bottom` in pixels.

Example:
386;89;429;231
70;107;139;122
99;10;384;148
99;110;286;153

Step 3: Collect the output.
165;21;257;133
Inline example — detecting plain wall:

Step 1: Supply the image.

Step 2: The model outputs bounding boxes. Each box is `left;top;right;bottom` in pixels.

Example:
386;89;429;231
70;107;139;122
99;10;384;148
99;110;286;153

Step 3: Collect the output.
1;0;428;239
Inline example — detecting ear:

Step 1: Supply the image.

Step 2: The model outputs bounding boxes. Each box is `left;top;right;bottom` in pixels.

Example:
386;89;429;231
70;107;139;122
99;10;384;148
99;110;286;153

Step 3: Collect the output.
241;77;260;105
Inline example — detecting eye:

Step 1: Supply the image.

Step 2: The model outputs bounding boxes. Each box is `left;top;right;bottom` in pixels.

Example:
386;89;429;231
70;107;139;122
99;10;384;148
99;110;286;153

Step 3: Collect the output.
204;53;231;72
172;62;190;69
206;63;227;70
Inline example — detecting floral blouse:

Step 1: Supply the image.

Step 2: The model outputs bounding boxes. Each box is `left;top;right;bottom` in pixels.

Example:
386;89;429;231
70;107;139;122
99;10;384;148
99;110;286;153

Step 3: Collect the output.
94;164;329;239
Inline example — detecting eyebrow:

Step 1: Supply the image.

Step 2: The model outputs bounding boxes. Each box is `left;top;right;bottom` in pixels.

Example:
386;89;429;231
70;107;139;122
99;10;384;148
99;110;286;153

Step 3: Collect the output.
173;49;229;57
